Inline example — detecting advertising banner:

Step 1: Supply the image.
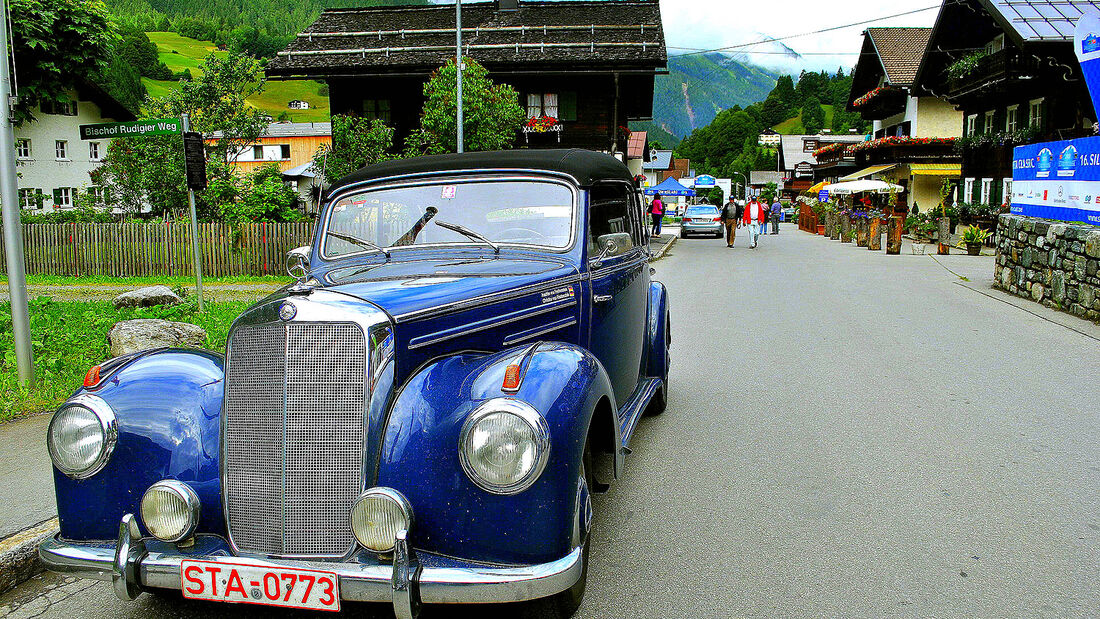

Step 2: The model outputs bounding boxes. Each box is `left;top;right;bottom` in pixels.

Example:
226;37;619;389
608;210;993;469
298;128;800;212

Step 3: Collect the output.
1012;136;1100;225
1074;10;1100;124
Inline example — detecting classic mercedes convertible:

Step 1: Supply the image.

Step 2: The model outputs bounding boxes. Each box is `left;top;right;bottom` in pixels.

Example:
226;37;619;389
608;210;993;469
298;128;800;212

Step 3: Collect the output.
41;149;671;618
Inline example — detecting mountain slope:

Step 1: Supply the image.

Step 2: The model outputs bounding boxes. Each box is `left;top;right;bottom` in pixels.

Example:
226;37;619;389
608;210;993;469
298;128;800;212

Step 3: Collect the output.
637;53;778;140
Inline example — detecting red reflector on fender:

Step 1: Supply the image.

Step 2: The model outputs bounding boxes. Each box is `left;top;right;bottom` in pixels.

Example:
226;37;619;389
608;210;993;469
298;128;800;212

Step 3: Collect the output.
83;365;102;388
502;364;522;392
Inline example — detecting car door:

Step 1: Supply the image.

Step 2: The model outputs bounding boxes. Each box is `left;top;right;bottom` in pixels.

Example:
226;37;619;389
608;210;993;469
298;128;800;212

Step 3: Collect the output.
586;181;647;408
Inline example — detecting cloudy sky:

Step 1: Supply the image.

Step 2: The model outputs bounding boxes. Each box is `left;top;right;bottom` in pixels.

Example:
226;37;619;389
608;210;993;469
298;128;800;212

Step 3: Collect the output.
658;0;942;74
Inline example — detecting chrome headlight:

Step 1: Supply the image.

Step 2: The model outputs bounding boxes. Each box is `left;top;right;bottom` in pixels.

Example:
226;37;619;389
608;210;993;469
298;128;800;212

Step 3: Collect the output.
141;480;201;542
350;487;412;553
459;399;550;495
47;394;117;479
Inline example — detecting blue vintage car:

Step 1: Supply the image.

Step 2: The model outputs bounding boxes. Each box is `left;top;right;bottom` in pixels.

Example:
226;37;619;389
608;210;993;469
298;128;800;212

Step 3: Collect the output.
40;149;671;618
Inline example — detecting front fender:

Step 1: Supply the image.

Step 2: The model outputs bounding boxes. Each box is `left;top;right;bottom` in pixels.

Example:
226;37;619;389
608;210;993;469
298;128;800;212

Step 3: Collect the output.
646;280;671;380
378;343;614;565
52;350;225;541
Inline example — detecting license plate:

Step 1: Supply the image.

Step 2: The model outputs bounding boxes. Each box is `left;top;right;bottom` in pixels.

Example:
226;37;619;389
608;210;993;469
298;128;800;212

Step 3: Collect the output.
181;560;340;612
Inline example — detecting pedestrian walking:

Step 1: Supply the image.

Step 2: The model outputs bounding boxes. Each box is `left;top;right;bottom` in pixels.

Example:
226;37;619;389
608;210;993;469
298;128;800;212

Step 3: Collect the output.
760;199;769;235
649;193;664;237
742;197;766;249
720;196;742;247
771;198;782;235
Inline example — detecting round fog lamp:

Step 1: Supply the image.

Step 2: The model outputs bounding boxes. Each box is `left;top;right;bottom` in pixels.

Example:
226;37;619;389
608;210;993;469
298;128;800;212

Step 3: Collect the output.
140;480;200;542
47;395;117;479
350;488;412;553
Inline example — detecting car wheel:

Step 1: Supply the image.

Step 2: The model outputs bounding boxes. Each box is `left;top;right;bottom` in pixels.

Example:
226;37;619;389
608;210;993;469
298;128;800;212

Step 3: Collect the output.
543;439;594;617
679;230;686;238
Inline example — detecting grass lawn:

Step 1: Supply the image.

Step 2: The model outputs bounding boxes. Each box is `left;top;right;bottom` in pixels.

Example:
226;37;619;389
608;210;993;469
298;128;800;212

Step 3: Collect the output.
0;297;253;423
772;104;836;134
143;32;330;123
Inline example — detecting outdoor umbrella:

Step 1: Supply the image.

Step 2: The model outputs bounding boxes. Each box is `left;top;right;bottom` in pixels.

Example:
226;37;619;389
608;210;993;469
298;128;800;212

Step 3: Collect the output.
644;176;696;197
805;181;829;196
821;180;903;195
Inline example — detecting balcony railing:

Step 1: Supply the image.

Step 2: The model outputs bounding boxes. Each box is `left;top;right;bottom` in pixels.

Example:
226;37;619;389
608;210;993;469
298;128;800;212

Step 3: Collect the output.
947;49;1042;97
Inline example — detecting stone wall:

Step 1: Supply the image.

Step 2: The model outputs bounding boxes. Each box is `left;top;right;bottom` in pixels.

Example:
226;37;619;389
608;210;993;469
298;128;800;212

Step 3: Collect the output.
994;214;1100;322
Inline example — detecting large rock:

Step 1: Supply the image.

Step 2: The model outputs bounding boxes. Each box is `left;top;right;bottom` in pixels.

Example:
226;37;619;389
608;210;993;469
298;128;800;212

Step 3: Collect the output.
112;285;181;308
107;319;207;356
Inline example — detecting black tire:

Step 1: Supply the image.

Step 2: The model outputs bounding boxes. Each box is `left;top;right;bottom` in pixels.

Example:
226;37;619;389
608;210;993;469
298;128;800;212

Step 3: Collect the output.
544;440;594;617
679;230;686;238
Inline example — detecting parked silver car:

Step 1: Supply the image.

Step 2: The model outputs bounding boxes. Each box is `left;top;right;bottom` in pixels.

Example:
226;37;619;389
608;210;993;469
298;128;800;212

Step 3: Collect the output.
680;205;723;238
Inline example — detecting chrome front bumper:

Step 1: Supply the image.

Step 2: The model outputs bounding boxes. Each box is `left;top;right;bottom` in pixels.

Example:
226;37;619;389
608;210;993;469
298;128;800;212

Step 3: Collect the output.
40;514;582;619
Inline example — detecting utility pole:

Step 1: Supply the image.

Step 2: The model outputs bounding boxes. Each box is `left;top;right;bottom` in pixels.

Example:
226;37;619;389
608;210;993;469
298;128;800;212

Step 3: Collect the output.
0;0;34;385
456;0;463;153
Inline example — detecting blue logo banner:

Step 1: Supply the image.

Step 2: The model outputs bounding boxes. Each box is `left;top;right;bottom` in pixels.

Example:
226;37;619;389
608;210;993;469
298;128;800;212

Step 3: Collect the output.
1012;137;1100;225
1075;11;1100;124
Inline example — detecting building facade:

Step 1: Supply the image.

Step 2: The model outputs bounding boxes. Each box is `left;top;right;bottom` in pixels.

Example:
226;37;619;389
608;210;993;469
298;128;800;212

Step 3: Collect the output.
914;0;1096;209
779;133;868;199
842;27;963;213
15;84;135;211
265;0;666;157
221;122;331;176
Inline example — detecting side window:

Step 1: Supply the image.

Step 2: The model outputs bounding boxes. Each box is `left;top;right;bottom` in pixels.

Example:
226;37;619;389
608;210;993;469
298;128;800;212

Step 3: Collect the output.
589;183;636;255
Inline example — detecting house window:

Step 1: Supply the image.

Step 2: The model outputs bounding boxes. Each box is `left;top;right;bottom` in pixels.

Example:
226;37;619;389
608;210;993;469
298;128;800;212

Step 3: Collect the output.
1029;98;1045;129
527;92;576;121
89;186;106;205
55;140;68;160
363;99;391;123
18;188;37;209
981;178;993;204
964;178;975;203
985;34;1005;55
984;110;995;135
1006;105;1018;133
1002;178;1013;205
53;187;73;208
280;144;291;160
966;114;977;136
41;100;78;116
89;142;101;161
16;138;30;159
803;139;818;153
252;145;264;160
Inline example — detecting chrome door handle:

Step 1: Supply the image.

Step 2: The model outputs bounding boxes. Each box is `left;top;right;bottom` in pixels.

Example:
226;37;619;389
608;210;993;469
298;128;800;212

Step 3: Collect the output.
593;295;613;303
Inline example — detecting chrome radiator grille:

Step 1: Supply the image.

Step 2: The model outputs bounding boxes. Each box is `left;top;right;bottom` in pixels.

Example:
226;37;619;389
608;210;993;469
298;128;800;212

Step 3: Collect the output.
224;322;367;556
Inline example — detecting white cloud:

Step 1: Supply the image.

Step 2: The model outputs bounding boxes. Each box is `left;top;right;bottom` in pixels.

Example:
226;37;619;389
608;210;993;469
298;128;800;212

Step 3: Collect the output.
659;0;940;74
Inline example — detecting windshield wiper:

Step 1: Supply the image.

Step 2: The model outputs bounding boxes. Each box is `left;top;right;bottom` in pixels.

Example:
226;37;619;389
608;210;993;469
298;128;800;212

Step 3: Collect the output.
434;220;499;254
325;230;390;260
393;207;439;247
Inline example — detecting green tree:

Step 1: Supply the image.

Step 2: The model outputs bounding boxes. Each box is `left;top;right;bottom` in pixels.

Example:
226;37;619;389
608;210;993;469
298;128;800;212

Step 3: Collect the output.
9;0;116;124
222;164;302;222
312;115;395;184
801;96;825;135
95;52;270;218
404;57;524;155
99;54;146;113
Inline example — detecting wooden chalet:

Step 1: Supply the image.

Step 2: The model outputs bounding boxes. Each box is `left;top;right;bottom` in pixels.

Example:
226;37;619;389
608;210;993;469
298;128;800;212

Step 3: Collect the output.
265;0;667;154
913;0;1095;207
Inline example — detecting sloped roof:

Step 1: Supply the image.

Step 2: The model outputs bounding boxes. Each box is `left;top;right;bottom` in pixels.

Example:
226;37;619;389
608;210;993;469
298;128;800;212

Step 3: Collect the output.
866;27;932;86
984;0;1100;43
750;171;784;187
627;130;650;160
643;149;673;170
267;1;666;79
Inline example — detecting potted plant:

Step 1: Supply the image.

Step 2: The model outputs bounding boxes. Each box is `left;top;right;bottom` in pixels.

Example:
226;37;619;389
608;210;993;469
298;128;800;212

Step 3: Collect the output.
956;226;991;256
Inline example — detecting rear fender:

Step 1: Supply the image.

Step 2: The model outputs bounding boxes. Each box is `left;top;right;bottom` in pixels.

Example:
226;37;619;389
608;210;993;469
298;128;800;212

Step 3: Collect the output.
51;350;225;541
377;342;615;565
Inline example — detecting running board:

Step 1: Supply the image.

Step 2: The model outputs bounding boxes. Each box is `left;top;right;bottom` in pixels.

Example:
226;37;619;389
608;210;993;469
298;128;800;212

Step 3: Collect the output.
617;378;663;451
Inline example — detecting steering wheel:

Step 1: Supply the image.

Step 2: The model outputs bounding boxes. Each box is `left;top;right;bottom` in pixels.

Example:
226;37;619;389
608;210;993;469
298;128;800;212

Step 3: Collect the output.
497;227;548;242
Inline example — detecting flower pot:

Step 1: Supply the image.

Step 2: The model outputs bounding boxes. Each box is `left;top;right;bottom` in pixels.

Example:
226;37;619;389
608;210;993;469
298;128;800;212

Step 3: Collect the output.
816;224;825;235
855;220;869;247
886;216;903;255
966;242;982;256
868;218;882;250
912;242;927;255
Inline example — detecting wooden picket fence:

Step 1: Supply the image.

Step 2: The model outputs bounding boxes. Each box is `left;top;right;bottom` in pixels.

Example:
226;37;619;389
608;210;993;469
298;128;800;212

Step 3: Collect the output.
0;222;315;277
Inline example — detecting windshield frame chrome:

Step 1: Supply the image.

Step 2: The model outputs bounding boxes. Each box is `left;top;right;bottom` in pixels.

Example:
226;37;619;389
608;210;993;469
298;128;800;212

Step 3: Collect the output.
318;173;580;262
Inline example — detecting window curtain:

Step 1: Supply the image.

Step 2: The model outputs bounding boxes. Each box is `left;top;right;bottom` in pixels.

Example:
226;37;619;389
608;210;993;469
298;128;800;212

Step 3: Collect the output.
543;93;559;118
527;94;542;118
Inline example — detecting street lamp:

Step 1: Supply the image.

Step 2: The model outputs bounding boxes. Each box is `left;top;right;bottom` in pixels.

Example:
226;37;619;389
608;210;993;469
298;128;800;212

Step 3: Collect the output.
729;172;747;200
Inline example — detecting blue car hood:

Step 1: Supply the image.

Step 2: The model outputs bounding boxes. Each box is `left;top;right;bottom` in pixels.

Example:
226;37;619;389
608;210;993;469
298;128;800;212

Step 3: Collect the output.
318;255;580;322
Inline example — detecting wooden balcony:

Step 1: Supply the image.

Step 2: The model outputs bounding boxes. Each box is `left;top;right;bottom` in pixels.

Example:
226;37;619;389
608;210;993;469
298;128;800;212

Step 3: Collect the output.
947;49;1041;98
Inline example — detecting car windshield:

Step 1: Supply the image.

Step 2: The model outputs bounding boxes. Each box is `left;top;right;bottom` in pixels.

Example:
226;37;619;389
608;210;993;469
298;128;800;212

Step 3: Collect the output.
323;179;575;258
685;207;718;217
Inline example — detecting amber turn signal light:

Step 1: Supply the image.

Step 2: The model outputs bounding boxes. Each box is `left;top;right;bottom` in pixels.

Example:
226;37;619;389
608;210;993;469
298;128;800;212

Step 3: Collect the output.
502;364;522;392
83;365;102;388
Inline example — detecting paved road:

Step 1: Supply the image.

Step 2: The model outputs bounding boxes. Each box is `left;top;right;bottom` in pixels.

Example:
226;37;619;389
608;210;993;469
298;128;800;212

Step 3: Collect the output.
4;226;1099;617
0;413;54;539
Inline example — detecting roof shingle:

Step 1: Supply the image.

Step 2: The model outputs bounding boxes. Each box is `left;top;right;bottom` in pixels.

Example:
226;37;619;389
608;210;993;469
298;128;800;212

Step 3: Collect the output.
866;27;932;86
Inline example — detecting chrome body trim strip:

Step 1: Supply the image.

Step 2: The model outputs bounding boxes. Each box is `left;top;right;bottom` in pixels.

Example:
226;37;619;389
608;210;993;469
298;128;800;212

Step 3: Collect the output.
394;274;582;323
407;298;576;349
40;535;584;605
503;318;578;347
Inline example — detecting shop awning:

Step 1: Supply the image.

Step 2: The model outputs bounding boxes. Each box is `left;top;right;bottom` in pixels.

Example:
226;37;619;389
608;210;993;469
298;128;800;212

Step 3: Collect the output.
909;163;962;176
838;164;896;182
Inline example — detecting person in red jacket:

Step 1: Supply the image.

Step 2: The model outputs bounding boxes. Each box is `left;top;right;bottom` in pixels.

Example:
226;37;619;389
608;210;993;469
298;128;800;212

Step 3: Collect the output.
742;197;767;249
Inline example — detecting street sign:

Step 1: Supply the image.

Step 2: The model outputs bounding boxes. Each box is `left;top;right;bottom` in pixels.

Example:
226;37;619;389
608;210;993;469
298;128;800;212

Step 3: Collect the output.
182;131;208;191
818;189;829;202
78;118;182;140
695;174;716;187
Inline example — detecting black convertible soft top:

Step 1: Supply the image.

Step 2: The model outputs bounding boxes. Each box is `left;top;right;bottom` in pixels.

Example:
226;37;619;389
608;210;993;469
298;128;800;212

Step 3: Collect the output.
327;149;635;195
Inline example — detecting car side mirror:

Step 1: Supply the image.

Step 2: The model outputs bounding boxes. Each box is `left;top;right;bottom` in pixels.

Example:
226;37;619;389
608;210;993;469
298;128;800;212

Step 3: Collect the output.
286;245;311;280
591;232;631;268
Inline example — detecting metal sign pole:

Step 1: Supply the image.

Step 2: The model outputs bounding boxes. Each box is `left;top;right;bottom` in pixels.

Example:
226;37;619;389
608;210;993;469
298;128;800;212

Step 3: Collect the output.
180;113;204;311
456;0;463;153
0;0;33;385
